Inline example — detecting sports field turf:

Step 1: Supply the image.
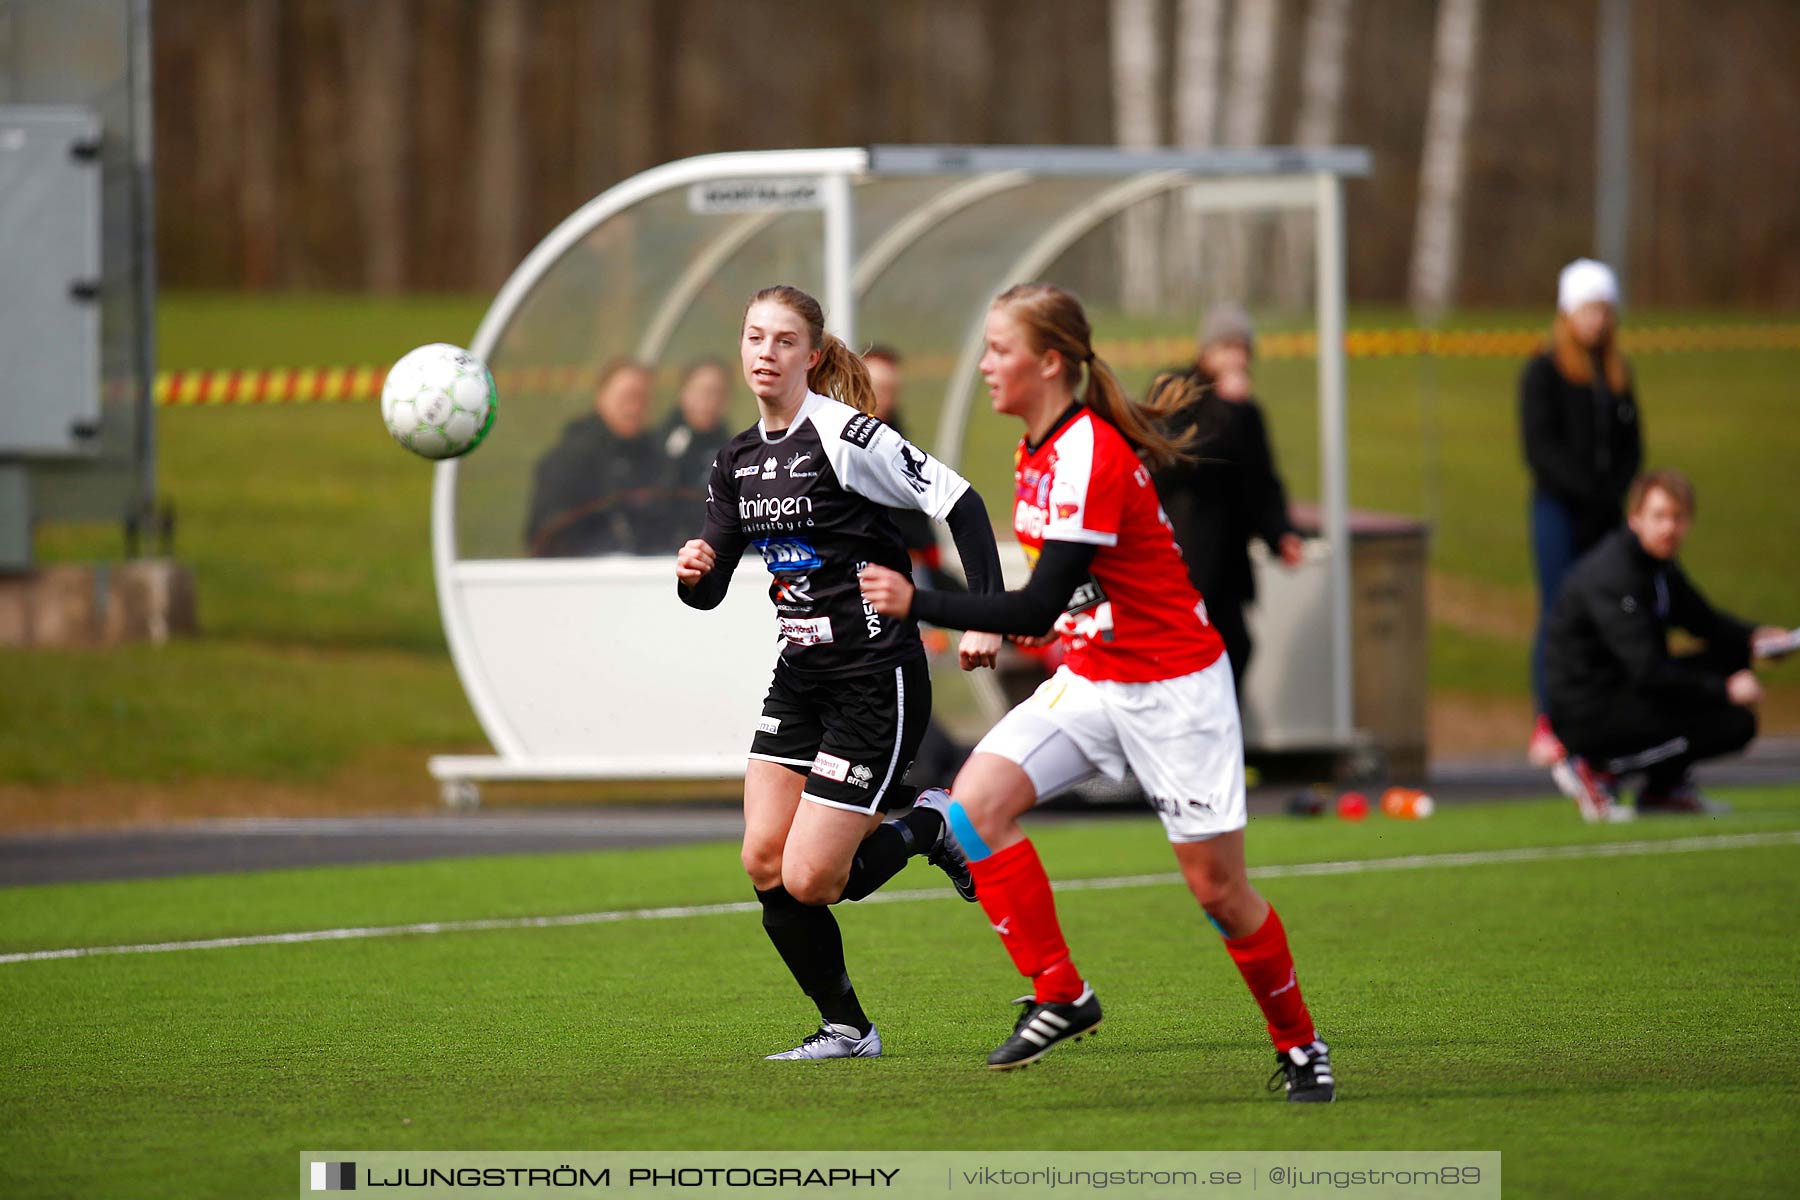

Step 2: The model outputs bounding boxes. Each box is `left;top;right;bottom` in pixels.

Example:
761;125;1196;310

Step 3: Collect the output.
3;789;1797;1199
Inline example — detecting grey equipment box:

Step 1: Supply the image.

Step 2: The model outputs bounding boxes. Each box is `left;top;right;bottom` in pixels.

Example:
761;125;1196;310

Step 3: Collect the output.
0;106;103;458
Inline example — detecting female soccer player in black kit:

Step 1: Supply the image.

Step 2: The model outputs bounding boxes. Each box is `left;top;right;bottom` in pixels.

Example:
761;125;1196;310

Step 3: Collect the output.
676;285;1004;1060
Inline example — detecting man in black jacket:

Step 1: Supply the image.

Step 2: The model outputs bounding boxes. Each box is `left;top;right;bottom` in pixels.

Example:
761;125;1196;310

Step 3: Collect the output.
1545;469;1785;821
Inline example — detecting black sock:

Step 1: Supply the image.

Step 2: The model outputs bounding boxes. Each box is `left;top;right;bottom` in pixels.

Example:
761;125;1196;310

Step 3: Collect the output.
897;803;945;850
840;823;912;902
755;884;871;1035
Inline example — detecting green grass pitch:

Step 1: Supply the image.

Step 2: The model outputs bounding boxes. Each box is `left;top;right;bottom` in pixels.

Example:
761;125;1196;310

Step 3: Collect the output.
3;790;1797;1198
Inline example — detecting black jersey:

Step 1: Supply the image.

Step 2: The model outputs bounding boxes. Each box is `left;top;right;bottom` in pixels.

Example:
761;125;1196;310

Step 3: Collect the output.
680;391;972;679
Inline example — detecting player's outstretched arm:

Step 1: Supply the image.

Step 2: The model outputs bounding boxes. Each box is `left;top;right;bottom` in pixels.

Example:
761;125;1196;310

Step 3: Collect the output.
862;540;1098;638
942;489;1004;596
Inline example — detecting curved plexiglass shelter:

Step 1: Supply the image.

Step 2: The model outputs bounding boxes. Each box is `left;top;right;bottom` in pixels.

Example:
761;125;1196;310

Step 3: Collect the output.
429;145;1370;803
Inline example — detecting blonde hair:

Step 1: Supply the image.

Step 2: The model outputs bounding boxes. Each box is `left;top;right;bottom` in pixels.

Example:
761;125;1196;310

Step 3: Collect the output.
991;283;1196;468
744;285;876;414
1550;310;1630;393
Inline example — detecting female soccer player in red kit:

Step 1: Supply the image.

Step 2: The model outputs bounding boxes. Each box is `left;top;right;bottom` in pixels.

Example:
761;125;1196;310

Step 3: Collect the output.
859;283;1334;1100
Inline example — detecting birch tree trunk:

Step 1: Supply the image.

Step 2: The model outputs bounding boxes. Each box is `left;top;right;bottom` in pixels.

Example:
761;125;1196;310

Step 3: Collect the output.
1111;0;1163;314
1171;0;1225;312
1295;0;1352;148
1222;0;1279;148
1410;0;1484;319
1219;0;1281;299
1283;0;1353;303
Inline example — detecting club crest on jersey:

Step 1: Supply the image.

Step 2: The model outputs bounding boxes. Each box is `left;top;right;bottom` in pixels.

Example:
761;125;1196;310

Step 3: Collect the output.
754;537;824;572
840;413;883;449
893;442;931;494
784;451;818;478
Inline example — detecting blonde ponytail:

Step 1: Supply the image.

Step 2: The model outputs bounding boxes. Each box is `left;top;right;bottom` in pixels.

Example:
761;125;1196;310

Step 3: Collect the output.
808;333;877;414
993;283;1196;469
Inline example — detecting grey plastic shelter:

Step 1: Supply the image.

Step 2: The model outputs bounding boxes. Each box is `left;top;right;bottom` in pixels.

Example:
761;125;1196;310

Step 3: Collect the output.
428;145;1370;805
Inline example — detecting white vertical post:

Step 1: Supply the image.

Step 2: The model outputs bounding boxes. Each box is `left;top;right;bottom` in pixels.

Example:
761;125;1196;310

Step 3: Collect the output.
821;172;855;348
1315;171;1353;742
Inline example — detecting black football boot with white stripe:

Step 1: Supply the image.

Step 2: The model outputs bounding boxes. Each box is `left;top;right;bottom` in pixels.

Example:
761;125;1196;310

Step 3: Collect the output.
985;985;1103;1070
1267;1039;1336;1102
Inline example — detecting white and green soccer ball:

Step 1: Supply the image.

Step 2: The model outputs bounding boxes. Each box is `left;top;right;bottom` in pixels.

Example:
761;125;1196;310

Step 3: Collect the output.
379;343;497;460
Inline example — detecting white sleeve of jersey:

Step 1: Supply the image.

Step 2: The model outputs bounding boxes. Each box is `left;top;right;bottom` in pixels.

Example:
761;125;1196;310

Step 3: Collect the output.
813;400;970;520
1042;414;1119;546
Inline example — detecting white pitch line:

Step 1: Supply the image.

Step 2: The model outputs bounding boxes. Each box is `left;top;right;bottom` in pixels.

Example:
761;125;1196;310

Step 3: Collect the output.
3;829;1796;967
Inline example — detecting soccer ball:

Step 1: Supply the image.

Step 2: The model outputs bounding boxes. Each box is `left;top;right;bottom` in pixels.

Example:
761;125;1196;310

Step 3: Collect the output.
379;343;497;460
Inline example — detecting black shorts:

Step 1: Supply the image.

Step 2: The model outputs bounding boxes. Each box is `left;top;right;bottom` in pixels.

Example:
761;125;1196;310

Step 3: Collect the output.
748;655;932;813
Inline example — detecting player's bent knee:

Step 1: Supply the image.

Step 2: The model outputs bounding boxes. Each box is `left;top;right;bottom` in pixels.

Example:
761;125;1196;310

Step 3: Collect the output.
950;754;1036;840
783;864;847;907
742;846;785;889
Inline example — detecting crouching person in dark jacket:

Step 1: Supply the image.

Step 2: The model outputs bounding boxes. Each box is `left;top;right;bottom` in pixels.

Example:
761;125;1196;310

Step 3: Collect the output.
1544;469;1787;822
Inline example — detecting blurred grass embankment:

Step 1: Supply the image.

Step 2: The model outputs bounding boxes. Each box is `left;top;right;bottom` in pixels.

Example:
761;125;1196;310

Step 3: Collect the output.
6;293;1798;827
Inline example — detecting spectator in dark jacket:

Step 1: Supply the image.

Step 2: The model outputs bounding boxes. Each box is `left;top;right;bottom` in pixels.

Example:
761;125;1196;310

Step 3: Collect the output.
526;359;672;556
659;357;734;531
1148;304;1303;697
1545;469;1786;822
1521;258;1643;766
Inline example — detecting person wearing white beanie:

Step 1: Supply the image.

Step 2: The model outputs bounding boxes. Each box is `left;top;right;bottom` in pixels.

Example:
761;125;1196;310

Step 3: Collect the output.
1557;257;1620;314
1520;258;1642;767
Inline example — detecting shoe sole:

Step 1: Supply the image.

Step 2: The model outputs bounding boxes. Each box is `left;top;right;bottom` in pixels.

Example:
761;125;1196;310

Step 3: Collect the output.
1287;1088;1336;1103
986;1020;1102;1071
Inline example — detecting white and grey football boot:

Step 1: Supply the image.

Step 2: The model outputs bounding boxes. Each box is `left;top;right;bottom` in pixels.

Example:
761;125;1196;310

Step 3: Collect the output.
764;1022;882;1060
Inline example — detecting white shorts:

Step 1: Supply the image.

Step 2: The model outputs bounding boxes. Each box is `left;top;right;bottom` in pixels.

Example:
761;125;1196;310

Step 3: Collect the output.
971;659;1246;843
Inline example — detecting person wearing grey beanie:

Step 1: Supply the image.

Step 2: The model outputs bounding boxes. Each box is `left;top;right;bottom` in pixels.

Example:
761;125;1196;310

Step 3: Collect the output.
1520;258;1643;767
1146;303;1304;698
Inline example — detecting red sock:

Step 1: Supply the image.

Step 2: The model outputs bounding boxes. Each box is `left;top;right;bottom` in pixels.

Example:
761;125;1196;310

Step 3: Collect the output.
1222;905;1317;1052
968;838;1084;1003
